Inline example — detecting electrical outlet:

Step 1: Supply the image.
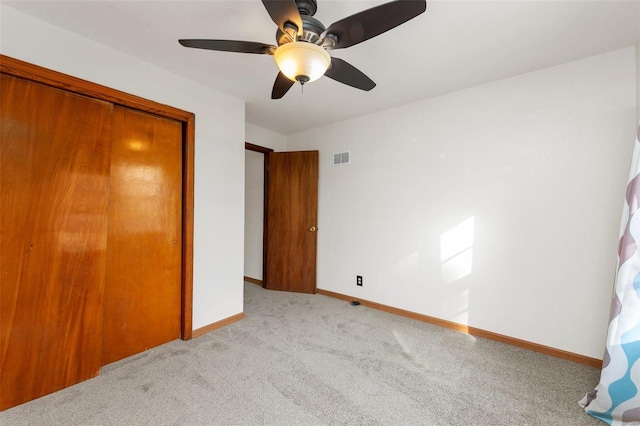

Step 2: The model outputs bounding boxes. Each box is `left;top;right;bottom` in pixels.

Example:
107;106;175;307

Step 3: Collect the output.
356;276;363;286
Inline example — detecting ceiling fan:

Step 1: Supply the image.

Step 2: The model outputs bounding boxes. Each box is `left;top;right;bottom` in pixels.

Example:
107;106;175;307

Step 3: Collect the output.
179;0;427;99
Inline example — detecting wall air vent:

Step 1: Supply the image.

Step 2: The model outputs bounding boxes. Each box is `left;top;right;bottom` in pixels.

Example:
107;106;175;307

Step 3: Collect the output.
333;151;350;166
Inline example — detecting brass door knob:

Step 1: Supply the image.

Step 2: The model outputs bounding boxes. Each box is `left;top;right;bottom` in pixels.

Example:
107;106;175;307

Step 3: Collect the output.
309;226;317;232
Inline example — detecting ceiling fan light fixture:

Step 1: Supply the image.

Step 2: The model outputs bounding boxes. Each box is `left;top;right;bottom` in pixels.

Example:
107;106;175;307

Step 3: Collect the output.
274;41;331;84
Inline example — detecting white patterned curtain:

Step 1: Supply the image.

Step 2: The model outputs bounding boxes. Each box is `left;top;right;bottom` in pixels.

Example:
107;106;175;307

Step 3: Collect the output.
580;125;640;424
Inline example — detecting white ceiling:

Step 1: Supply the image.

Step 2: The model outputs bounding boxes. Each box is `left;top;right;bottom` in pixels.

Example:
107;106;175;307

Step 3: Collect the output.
4;0;639;135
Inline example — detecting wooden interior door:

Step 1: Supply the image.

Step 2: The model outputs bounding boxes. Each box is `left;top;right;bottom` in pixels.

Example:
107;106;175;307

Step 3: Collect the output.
101;106;182;365
0;75;113;410
265;151;319;293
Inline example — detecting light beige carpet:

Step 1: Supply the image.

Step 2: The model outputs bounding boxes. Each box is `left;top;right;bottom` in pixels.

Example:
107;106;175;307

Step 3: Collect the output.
1;282;601;425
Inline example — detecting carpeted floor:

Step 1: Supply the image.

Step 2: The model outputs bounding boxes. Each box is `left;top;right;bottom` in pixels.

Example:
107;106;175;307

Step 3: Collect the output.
1;282;602;425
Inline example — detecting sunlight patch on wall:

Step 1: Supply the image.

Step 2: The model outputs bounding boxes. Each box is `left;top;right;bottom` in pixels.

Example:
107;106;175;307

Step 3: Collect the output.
440;217;475;284
451;289;470;324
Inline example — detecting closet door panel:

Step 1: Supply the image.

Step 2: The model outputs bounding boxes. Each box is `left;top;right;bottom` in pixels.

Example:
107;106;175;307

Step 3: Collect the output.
102;106;182;365
0;74;113;410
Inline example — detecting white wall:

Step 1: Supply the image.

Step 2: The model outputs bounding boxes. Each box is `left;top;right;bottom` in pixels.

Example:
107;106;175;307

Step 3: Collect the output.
244;150;264;280
243;124;288;280
1;5;246;330
287;48;636;359
246;123;288;151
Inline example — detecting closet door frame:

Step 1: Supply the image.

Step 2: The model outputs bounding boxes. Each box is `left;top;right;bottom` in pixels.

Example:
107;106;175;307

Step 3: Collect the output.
0;55;195;340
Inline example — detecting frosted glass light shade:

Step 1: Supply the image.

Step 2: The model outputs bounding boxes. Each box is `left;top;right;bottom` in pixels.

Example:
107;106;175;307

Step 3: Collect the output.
274;42;331;83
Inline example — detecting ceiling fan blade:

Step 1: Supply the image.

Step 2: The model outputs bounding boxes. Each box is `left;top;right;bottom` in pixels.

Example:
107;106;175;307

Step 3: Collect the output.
324;0;427;50
272;72;295;99
324;57;376;91
179;39;275;55
262;0;303;35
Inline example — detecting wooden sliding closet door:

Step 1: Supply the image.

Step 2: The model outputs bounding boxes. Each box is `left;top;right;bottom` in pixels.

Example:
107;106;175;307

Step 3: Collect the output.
101;106;182;365
0;75;113;410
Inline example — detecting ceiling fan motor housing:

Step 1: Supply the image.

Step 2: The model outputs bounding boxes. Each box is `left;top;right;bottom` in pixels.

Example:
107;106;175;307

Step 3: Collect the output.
276;15;326;46
295;0;317;16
